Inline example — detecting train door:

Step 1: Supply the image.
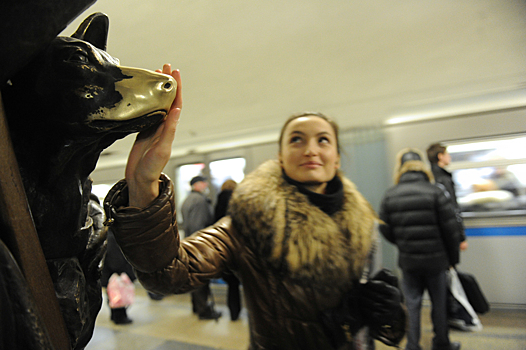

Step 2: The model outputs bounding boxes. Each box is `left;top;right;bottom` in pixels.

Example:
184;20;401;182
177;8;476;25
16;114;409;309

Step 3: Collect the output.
171;149;247;237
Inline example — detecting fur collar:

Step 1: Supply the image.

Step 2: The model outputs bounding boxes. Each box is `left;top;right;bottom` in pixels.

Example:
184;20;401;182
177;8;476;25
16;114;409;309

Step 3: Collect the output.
393;148;434;184
229;160;377;288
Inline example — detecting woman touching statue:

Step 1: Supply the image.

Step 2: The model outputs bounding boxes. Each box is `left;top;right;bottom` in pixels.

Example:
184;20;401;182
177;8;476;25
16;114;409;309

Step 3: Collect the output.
104;64;405;350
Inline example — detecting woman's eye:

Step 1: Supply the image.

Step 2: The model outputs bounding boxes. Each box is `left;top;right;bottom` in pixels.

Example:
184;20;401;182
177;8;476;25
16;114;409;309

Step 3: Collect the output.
319;137;330;144
290;136;302;143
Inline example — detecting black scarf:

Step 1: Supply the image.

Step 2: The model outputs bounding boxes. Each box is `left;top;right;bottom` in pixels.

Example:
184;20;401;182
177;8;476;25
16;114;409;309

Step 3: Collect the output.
283;172;344;216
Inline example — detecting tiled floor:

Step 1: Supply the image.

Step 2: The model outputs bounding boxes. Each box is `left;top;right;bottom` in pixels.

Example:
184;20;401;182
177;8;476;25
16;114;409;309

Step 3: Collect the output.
86;284;249;350
85;283;526;350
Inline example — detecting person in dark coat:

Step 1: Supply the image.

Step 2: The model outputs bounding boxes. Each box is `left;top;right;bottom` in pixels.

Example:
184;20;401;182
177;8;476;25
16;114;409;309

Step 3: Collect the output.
379;148;463;350
101;226;137;325
426;143;468;252
214;179;242;321
181;175;222;320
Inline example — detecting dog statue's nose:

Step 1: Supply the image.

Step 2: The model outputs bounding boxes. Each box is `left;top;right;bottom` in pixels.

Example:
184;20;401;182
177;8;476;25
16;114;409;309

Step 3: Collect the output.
159;77;176;94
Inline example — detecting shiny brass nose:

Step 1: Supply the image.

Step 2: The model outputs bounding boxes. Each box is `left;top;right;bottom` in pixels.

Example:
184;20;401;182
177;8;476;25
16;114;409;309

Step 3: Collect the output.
159;78;176;93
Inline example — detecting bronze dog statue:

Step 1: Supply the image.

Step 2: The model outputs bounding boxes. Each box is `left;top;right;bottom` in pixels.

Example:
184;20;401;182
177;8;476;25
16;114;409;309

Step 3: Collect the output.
1;12;176;349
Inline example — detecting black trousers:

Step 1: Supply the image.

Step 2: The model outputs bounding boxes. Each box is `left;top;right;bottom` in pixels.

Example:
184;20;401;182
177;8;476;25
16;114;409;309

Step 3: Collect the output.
223;273;241;320
191;283;212;315
402;269;451;350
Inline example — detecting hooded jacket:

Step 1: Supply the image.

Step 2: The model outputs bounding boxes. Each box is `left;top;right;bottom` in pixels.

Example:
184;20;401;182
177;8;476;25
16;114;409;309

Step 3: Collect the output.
104;160;379;350
379;149;461;273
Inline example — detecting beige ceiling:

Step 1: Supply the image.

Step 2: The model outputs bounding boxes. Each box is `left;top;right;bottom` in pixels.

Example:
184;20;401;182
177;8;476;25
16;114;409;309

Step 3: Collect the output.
62;0;526;168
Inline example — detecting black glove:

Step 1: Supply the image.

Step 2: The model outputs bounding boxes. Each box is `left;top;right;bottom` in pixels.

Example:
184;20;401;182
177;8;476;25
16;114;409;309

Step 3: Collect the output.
359;269;406;347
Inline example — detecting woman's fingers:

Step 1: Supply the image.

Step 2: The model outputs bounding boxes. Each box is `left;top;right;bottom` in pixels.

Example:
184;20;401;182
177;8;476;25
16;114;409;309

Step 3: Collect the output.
169;69;182;111
159;108;180;149
155;66;181;159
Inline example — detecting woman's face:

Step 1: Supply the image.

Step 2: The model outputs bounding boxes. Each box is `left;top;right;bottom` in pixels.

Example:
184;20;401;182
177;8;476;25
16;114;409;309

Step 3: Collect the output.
279;116;340;194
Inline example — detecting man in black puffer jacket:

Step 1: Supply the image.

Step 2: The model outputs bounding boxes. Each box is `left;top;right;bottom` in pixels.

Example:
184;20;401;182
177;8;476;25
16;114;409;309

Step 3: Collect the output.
379;148;462;350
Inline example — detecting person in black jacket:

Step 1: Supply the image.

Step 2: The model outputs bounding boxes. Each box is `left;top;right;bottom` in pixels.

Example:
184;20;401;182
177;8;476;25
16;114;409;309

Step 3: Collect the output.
214;179;242;321
181;176;222;320
426;143;468;252
379;148;462;350
101;227;136;324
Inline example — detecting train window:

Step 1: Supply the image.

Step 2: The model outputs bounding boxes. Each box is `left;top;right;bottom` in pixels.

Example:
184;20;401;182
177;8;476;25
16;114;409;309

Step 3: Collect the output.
447;134;526;217
209;158;246;193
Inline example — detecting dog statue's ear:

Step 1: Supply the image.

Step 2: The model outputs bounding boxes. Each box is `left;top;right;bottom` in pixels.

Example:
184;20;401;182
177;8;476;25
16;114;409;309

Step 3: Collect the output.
71;12;109;51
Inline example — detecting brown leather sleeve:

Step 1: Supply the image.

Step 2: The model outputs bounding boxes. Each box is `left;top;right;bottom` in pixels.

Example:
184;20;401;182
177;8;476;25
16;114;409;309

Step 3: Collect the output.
104;174;239;294
104;174;179;273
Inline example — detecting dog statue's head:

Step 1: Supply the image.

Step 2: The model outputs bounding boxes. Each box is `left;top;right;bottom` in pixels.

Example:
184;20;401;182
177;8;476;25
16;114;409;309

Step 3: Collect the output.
2;12;178;349
3;12;178;259
3;11;180;239
4;12;177;162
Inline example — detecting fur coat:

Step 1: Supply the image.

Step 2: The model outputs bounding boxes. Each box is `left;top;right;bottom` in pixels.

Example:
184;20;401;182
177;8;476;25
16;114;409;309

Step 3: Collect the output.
105;160;378;350
229;160;377;292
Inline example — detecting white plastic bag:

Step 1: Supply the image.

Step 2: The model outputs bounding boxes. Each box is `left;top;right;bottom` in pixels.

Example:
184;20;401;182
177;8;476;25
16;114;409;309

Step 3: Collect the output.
107;272;135;309
447;267;483;331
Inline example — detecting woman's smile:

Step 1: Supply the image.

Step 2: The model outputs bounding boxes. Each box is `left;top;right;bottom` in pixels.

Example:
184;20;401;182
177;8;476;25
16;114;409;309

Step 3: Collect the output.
302;161;321;166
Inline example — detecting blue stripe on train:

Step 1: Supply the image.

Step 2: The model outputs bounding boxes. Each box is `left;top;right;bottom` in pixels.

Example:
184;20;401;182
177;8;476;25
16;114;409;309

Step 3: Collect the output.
465;226;526;237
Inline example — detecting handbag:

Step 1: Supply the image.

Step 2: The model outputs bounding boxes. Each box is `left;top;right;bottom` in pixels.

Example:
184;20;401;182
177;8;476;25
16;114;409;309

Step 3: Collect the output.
107;272;135;309
446;267;483;331
456;270;489;314
320;286;363;348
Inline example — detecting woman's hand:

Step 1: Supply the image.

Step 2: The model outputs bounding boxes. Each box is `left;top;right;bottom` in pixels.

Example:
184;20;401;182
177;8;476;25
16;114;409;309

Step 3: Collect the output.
125;64;182;208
